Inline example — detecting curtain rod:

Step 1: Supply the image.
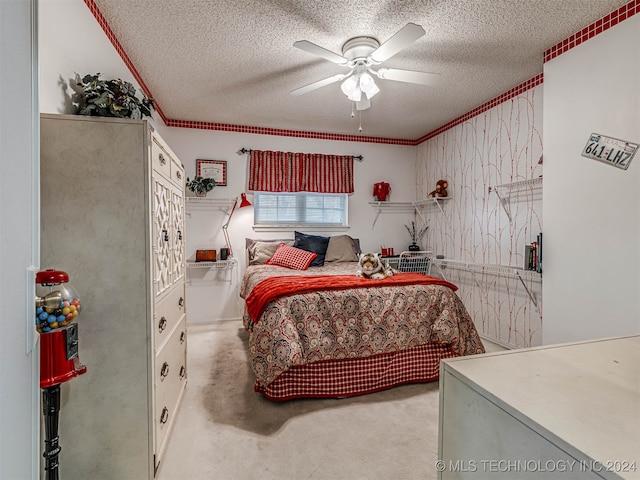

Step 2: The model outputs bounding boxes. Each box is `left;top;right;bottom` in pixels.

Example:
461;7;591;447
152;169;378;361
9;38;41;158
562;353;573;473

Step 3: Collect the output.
236;147;363;162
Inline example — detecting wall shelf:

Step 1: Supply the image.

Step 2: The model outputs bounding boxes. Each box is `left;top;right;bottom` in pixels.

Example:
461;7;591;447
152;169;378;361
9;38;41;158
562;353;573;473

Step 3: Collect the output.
414;196;451;217
186;258;238;284
185;197;234;216
186;259;237;269
432;258;541;313
368;197;451;228
489;177;543;193
488;177;542;224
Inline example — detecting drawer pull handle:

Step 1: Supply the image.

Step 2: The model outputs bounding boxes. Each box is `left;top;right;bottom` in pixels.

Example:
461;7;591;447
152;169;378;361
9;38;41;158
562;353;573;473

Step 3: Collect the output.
180;331;186;344
179;365;186;379
177;230;182;241
160;407;169;424
176;171;182;180
159;153;166;166
160;362;169;380
178;297;184;308
162;229;169;242
158;316;167;332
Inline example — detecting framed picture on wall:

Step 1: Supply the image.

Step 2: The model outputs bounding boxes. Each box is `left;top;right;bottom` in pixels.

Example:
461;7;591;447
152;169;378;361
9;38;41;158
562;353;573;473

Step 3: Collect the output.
196;159;227;186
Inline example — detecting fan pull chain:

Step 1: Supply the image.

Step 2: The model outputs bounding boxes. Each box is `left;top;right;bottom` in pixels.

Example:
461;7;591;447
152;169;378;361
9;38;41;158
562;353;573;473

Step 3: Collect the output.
358;110;363;133
351;102;355;118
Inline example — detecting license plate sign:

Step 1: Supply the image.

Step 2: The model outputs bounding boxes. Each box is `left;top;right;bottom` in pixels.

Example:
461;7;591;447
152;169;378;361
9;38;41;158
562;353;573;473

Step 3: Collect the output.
582;133;637;170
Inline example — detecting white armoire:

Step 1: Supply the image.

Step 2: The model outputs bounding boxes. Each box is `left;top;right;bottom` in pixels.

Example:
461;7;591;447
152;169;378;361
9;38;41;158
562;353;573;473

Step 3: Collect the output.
40;114;187;479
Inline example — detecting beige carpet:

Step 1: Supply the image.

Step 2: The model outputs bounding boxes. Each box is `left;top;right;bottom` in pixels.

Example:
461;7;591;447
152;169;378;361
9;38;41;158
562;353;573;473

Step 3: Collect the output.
156;321;447;480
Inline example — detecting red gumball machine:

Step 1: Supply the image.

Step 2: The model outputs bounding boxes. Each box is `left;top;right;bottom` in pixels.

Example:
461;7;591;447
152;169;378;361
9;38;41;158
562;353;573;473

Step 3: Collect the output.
373;182;391;201
36;269;87;480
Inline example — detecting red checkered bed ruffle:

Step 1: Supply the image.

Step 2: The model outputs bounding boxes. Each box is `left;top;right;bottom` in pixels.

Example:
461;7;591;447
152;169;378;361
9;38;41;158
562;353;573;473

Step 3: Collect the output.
254;342;456;401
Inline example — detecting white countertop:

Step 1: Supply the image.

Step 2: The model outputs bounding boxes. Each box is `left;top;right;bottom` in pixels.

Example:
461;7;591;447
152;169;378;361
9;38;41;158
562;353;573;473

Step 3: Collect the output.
442;335;640;478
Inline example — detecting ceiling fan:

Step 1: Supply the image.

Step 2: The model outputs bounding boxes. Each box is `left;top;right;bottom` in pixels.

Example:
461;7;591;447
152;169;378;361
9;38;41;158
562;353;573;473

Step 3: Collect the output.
291;23;440;110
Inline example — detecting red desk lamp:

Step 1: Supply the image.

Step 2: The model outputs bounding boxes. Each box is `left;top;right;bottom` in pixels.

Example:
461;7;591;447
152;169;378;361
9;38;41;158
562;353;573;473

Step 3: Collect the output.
222;193;251;257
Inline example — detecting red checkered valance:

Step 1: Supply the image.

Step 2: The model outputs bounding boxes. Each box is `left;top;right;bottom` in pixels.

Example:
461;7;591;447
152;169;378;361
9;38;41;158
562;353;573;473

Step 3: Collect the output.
248;149;354;194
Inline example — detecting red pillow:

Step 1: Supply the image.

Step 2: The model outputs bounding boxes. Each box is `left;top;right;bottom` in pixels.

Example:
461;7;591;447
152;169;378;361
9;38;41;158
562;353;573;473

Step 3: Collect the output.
266;243;317;270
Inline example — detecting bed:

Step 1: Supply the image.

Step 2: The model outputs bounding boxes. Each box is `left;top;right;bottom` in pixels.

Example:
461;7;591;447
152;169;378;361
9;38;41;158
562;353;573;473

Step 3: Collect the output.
240;234;485;401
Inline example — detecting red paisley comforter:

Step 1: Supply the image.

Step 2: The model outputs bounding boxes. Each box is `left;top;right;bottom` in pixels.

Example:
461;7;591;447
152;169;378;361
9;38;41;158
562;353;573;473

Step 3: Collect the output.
240;263;484;387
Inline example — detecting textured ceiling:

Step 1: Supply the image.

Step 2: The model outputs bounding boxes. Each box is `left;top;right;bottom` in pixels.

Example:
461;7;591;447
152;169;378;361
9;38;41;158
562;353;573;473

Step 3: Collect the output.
92;0;628;141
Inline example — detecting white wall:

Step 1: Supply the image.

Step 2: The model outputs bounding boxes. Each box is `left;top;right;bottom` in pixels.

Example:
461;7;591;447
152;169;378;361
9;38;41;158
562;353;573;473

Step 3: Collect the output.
38;0;170;139
161;127;417;323
543;15;640;344
0;0;40;477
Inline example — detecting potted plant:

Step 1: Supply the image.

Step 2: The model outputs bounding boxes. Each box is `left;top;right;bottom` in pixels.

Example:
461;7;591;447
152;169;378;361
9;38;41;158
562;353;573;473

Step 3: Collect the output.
74;73;155;119
186;176;216;197
405;221;428;251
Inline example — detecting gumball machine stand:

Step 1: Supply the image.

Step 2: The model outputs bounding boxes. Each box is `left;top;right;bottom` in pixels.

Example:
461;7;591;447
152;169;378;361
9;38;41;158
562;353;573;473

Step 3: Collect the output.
36;269;87;480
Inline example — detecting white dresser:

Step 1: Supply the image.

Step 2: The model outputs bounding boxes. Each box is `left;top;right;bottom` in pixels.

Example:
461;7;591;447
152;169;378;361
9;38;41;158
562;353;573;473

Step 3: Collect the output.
40;114;187;479
438;335;640;479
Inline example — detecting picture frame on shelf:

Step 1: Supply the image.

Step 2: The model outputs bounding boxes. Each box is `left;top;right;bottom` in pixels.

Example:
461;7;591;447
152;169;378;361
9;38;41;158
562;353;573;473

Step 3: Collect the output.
196;159;227;186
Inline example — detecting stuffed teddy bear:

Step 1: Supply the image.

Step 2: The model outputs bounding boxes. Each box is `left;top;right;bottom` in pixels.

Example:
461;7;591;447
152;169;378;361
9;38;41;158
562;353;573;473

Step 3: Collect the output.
356;252;397;279
428;179;448;198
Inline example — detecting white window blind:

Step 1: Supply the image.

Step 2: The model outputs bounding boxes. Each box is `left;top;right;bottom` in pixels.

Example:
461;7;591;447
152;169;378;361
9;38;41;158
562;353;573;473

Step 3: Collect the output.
254;192;348;226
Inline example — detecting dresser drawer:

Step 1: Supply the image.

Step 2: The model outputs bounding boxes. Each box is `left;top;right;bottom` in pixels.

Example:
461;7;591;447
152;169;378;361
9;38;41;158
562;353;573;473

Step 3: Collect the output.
153;284;185;350
154;317;187;460
151;137;171;180
170;155;184;189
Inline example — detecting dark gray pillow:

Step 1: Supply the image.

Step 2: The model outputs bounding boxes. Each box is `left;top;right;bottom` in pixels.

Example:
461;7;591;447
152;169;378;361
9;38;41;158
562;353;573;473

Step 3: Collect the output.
293;231;330;267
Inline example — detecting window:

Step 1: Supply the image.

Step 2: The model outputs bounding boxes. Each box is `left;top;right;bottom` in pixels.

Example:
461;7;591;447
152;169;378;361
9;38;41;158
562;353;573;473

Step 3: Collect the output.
253;192;348;227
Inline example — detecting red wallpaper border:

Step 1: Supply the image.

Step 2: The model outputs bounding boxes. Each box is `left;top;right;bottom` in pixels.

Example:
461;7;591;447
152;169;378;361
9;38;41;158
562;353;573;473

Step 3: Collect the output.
544;0;639;62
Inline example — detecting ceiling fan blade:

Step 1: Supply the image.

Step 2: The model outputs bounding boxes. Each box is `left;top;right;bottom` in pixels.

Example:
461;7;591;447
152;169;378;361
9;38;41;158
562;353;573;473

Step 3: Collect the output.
375;68;441;86
293;40;349;65
368;23;426;64
290;73;348;96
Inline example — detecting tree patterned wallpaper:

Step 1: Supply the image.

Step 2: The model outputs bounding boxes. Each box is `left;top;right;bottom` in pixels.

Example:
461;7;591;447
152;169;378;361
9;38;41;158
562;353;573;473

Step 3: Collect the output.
416;84;543;348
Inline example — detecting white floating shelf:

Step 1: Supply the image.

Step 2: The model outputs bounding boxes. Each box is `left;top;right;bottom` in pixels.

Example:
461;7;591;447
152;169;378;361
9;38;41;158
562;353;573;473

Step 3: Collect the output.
186;259;237;269
185;197;235;207
489;177;542;192
368;198;451;228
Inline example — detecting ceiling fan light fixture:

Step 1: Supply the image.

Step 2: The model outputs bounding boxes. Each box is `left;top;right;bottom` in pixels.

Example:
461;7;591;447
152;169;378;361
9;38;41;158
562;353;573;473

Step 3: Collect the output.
356;96;370;110
349;89;362;102
359;72;380;99
341;75;363;101
340;75;358;96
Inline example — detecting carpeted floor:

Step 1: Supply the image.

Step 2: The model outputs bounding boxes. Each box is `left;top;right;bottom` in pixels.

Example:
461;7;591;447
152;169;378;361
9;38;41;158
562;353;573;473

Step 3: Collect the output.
157;321;495;480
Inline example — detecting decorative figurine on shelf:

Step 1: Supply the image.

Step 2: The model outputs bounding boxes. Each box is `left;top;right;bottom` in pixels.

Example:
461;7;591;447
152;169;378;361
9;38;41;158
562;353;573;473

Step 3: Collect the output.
428;179;448;198
186;176;216;197
372;182;391;201
405;221;428;251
